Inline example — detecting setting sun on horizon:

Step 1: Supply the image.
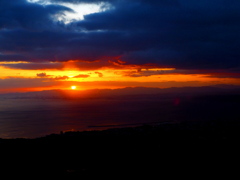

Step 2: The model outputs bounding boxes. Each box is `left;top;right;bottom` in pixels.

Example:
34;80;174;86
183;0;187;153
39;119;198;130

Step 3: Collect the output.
0;1;239;94
71;86;77;90
1;2;240;176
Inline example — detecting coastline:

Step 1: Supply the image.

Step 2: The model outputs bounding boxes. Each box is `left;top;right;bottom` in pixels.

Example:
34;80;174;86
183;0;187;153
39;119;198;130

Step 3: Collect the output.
1;119;239;178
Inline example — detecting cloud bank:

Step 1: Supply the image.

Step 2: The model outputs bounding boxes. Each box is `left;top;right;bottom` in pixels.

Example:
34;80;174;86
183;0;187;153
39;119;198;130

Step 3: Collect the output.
0;0;240;73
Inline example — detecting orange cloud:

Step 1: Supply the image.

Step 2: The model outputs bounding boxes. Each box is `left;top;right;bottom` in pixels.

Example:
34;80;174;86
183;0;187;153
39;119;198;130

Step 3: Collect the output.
73;74;90;78
55;76;69;80
0;58;240;94
95;72;103;77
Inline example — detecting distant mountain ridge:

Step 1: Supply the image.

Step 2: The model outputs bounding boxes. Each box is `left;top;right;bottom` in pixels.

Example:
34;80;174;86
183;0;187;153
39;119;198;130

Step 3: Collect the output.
1;85;240;99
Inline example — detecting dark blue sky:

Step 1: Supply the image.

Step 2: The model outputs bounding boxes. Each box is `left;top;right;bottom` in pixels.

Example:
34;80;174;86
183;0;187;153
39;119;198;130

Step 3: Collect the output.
0;0;240;71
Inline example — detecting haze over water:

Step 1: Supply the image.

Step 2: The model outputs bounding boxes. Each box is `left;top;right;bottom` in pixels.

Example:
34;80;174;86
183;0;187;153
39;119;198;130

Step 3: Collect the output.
1;86;239;139
0;96;174;138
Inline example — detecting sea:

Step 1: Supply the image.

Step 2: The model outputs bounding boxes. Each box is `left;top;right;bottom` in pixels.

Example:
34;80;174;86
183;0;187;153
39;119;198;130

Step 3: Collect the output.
1;87;239;139
0;96;177;138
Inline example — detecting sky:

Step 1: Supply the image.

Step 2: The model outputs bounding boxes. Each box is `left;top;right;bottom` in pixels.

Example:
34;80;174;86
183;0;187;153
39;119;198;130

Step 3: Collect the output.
0;0;240;93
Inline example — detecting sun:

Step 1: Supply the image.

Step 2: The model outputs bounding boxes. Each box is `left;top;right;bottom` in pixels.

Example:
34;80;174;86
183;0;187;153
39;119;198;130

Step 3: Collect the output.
71;86;77;90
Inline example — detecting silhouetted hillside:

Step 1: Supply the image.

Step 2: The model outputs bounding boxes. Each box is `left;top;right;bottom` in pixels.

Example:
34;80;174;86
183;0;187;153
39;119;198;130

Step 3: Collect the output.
1;119;240;178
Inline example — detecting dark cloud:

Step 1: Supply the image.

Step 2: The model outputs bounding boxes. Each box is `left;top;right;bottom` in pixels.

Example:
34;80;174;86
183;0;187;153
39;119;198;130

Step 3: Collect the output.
36;72;48;78
2;62;64;70
49;0;117;3
36;73;69;80
0;0;71;31
72;0;240;70
122;68;240;79
0;0;240;72
0;77;59;89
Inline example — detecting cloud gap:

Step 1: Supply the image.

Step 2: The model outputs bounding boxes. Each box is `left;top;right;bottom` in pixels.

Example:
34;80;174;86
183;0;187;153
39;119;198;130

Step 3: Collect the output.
27;0;113;24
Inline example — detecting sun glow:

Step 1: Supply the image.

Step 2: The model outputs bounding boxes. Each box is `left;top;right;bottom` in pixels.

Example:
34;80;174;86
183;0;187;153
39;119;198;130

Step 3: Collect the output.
71;86;77;90
0;60;240;93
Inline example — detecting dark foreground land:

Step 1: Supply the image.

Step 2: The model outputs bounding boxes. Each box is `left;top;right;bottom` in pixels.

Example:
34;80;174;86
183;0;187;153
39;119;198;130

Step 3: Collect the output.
1;119;240;178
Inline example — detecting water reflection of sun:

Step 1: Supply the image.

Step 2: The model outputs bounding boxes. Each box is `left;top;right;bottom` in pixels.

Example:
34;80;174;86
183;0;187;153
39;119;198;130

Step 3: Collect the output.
71;86;77;90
